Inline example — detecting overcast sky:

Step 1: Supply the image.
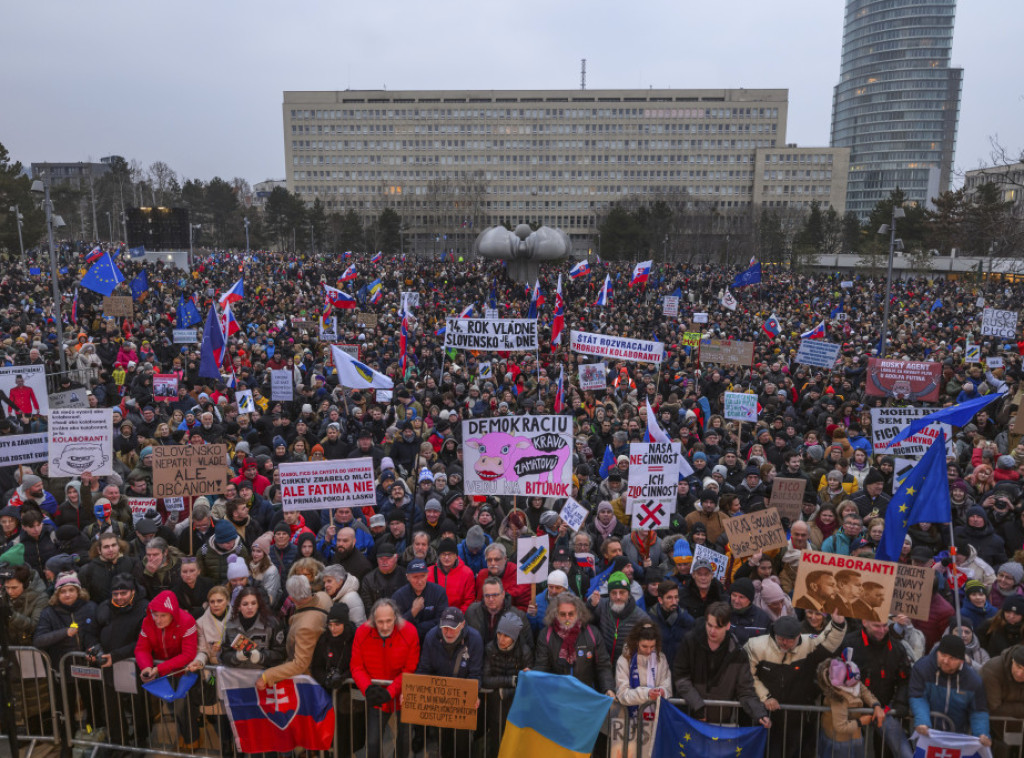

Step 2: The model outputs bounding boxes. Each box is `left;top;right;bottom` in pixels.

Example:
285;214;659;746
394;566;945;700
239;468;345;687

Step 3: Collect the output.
3;1;1021;187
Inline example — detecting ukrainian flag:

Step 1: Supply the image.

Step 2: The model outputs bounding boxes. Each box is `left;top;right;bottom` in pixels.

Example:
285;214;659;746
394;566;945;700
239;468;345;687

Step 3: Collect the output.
498;671;612;758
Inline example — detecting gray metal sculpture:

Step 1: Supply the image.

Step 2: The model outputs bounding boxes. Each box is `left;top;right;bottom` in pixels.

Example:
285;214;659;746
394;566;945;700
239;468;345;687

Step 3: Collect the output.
476;224;571;284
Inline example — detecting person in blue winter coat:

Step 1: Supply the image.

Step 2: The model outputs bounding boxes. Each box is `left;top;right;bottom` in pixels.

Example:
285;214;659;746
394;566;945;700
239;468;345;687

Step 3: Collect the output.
528;569;570;635
457;525;491;575
909;634;991;749
392;559;449;641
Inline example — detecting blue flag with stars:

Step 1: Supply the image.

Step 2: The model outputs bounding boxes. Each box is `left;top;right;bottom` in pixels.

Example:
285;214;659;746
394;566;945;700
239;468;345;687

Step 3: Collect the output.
653;698;767;758
876;432;952;562
80;252;124;296
130;270;148;300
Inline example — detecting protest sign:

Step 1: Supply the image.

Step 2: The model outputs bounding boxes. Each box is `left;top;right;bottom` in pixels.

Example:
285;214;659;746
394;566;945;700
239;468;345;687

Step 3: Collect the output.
236;390;255;414
400;674;478;731
172;329;198;344
768;477;806;521
569;330;664;364
559;498;589;533
271;369;293;402
792;551;898;622
723;392;758;422
0;433;48;467
626;442;680;515
332;344;361;362
355;312;377;327
48;389;89;410
102;295;133;318
0;364;49;416
163;497;185;513
865;358;942;402
693;544;729;582
722;507;788;557
987;356;1004;370
631;501;674;530
964;343;980;363
662;295;679;317
128;497;157;524
981;308;1018;339
840;281;853;289
869;407;954;458
462;416;572;497
482;307;497;320
681;332;702;348
516;535;549;584
795;339;841;369
445;318;538;352
692;312;709;324
153;444;228;499
478;361;492;381
319;316;338;342
698;339;754;366
376;389;393;403
48;408;113;477
400;292;420;311
279;458;376;512
892;457;915;493
890;563;934;621
153;374;178;403
578;362;607;391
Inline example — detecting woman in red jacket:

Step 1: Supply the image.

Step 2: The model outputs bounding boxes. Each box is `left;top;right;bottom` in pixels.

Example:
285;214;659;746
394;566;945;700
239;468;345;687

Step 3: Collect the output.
351;598;420;758
135;591;202;749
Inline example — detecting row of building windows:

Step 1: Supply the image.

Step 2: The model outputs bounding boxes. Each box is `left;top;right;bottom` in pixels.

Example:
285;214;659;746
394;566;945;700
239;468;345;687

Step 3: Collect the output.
290;140;778;158
288;107;781;121
292;150;775;167
763;170;835;180
290;122;779;137
291;167;763;182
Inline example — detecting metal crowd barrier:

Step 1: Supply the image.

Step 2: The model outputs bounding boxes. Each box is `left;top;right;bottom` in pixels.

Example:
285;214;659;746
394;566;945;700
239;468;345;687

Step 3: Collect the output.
11;651;1014;758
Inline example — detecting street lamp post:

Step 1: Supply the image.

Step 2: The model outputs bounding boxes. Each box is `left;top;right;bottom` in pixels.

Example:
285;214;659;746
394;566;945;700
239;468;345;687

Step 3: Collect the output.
106;211;113;245
189;223;201;268
244;217;251;256
877;205;906;359
31;178;68;374
8;204;25;263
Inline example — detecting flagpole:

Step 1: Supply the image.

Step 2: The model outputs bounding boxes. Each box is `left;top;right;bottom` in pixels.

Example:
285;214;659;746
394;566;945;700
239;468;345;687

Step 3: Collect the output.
949;521;962;629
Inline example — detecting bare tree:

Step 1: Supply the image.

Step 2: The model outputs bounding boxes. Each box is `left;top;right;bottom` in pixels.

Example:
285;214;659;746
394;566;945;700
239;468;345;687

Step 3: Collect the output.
148;161;177;206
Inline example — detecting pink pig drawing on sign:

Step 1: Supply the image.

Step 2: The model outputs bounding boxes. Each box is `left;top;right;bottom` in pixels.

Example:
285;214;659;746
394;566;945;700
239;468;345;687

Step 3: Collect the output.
463;431;570;489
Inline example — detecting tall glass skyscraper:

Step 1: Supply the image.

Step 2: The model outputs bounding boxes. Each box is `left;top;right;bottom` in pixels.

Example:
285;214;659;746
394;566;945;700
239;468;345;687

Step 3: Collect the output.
831;0;962;220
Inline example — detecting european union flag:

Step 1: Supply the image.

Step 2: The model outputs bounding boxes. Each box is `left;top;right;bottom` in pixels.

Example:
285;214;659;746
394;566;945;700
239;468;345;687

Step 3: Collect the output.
876;433;952;562
732;262;762;288
176;295;203;328
29;267;41;276
80;252;124;296
931;299;943;312
886;393;1000;449
130;270;148;300
599;444;615;479
128;245;146;258
653;697;767;758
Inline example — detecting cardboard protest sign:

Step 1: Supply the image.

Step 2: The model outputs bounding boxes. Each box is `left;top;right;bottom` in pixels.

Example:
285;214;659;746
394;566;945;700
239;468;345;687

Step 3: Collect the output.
153;444;228;499
723;392;758;422
271;369;293;402
445;318;538;352
48;408;113;477
981;308;1018;339
559;498;589;533
400;673;478;731
578;362;607;391
462;416;572;497
236;390;255;414
569;330;664;364
516;535;549;584
626;442;680;522
355;312;377;327
890;563;934;621
102;295;133;318
768;477;805;521
662;295;679;317
319;316;338;342
0;364;50;416
795;339;841;369
153;374;178;403
722;507;788;557
792;551;898;622
698;339;754;366
279;458;376;512
869;407;954;459
693;544;729;582
865;359;942;402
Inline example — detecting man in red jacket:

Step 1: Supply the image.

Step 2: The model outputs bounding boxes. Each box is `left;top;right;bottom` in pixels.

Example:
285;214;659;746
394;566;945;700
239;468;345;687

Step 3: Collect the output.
351;598;421;758
428;538;477;611
135;591;202;749
475;543;531;611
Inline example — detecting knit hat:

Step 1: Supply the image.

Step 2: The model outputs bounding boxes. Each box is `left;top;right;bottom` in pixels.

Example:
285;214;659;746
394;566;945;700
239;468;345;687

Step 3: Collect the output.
54;571;81;590
937;634;966;660
438;537;458;555
760;580;787;605
597;501;614;514
1011;646;1024;667
773;615;802;639
214;519;237;544
424;498;443;513
380;456;395;472
731;578;756;603
136;517;159;536
1003;596;1024;616
235;441;251;455
466;525;486;551
964;579;987;597
805;445;824;462
496;612;524;641
418;467;434;483
252;532;273;556
45;553;75;575
863;468;885;487
273;521;290;535
607;571;630;592
828;650;861;688
328;603;350;624
369;514;386;528
999;563;1024;585
672;539;693;565
692;451;707;463
0;543;26;566
140;446;154;459
110;573;136;592
273;435;287;449
547;570;569;589
998;455;1016;470
21;474;42;489
226;554;249;580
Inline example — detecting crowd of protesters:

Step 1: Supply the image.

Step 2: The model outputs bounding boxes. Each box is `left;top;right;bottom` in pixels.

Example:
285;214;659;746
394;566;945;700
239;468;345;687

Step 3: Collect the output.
3;244;1024;758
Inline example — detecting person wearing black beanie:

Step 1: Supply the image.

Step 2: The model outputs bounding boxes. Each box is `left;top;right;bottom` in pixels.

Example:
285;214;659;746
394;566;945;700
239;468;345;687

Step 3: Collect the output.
851;467;891;520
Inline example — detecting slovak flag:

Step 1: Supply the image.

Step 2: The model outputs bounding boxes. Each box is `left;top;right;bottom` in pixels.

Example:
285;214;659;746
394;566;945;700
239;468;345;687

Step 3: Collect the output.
220;303;240;338
325;284;357;309
459;304;475;318
911;728;991;758
85;245;104;264
762;313;781;339
434;324;446;337
553;365;565;413
630;259;652;288
801;320;826;339
595;274;612;306
527;279;542;319
551;274;565;349
339;263;357;282
370;251;383;264
219;278;244;308
400;315;409;373
569;260;591;279
226;370;238;390
217;668;334;753
343;251;353;259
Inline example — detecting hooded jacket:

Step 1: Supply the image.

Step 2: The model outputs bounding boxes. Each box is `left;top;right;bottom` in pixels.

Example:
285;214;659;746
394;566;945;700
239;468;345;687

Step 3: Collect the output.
955;508;1007;568
350;618;421;713
842;627;912;715
428;557;477;611
909;648;989;737
135;590;199;676
97;585;148;663
981;645;1024;719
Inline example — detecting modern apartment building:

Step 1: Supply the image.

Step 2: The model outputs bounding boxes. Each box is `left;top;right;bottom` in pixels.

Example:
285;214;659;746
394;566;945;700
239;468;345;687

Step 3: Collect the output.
831;0;962;220
283;88;847;253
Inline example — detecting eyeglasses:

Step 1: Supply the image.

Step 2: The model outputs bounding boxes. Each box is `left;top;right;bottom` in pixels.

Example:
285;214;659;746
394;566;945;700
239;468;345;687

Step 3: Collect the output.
483;592;503;599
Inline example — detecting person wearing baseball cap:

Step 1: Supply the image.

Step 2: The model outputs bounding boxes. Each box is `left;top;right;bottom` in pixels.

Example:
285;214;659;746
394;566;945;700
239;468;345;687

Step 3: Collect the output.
392;558;448;641
909;634;991;747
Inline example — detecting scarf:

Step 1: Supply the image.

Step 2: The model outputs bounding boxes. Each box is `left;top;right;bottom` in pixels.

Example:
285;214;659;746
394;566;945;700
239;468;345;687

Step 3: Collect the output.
556;620;582;663
631;530;657;560
595;515;617;539
815;514;838;540
628;652;658;720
